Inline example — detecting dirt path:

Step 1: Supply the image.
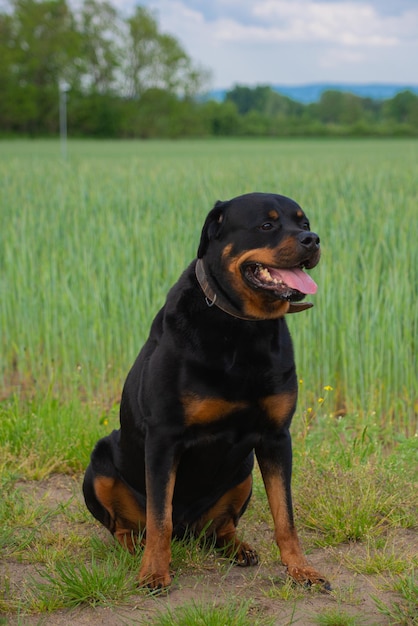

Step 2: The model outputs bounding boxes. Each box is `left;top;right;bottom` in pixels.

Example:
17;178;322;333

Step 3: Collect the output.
2;475;416;625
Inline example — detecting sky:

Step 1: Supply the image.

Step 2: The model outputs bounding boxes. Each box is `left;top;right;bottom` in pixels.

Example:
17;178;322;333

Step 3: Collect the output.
112;0;418;89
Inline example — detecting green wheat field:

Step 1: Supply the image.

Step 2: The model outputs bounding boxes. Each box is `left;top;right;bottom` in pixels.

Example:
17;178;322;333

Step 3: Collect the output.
0;139;417;624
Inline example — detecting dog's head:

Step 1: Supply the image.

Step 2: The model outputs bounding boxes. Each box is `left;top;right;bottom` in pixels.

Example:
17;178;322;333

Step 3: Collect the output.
197;192;320;320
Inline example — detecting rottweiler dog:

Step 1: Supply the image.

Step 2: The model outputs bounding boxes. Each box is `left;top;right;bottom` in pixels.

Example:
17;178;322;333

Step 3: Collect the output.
83;192;330;590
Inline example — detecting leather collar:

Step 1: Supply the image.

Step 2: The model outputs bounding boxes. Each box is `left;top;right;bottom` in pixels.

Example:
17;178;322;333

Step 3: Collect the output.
195;258;313;321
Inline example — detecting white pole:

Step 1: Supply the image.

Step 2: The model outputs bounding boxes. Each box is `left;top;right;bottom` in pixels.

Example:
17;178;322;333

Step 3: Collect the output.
59;81;69;160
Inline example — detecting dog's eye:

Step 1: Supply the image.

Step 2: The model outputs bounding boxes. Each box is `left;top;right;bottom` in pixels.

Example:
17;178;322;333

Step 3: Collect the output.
302;222;310;231
260;222;274;231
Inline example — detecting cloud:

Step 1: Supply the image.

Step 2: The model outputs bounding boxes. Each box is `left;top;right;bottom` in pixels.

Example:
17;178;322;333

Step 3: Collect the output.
122;0;418;49
111;0;418;86
319;48;365;68
216;1;401;46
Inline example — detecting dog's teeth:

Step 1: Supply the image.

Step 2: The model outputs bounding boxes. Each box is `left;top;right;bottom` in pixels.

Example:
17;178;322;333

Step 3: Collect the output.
258;267;272;281
253;264;285;286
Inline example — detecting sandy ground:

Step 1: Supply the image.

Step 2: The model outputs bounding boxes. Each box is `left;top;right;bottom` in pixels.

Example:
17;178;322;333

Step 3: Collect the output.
2;474;416;626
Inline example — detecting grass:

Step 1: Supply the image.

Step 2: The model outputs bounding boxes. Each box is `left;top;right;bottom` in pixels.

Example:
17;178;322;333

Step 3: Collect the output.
0;461;417;621
292;415;418;544
339;537;413;576
2;540;142;613
1;138;417;427
0;138;417;624
0;393;119;476
373;570;418;625
148;599;271;626
30;549;140;610
314;609;363;626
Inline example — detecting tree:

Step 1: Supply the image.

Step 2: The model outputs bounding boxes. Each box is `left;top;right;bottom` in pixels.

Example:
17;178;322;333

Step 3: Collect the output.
0;0;80;133
77;0;121;94
339;93;363;125
316;91;345;124
202;100;240;136
316;91;364;126
0;12;18;130
383;90;418;126
226;85;303;120
2;1;416;138
123;6;209;99
226;85;277;115
0;0;210;136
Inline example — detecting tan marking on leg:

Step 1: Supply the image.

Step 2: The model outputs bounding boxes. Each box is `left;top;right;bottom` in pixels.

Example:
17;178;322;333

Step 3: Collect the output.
261;471;307;566
261;470;330;587
114;527;139;553
138;470;176;589
194;475;258;566
93;476;116;519
260;392;296;427
94;476;145;553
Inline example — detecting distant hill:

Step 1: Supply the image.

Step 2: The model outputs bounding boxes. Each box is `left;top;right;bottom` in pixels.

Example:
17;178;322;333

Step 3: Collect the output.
207;83;418;104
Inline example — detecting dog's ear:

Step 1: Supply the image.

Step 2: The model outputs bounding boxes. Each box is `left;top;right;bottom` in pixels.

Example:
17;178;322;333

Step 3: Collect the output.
197;200;227;258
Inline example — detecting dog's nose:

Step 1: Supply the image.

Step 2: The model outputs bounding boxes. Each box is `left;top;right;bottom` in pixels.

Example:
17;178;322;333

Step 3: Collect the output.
297;231;320;250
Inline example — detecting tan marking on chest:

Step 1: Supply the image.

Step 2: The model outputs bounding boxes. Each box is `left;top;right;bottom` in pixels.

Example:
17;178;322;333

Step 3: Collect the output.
182;393;248;425
260;392;296;426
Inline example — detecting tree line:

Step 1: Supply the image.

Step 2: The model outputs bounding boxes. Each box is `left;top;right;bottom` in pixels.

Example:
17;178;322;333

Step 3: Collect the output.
1;0;417;138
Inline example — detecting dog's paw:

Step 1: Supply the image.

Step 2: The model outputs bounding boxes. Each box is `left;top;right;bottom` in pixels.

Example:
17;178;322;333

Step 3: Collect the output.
286;564;331;591
234;542;259;567
138;566;172;592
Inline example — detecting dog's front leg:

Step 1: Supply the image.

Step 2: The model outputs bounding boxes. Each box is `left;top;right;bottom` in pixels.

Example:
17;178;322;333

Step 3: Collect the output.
138;438;178;590
256;430;330;589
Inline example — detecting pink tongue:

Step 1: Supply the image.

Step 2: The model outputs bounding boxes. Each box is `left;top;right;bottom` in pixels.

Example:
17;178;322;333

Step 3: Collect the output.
271;267;317;295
